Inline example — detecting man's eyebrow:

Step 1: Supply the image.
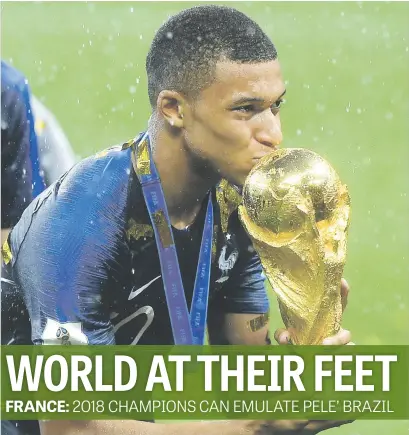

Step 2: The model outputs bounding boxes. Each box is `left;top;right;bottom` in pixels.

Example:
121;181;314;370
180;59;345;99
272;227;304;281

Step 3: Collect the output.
231;89;286;106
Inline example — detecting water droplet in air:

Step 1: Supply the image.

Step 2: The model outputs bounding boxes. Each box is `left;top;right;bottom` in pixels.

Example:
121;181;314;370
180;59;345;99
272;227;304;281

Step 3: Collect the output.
316;103;325;113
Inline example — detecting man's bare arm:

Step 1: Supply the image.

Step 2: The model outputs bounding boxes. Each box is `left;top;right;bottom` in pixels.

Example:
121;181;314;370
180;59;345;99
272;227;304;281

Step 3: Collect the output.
40;420;241;435
222;279;351;347
222;312;271;345
40;418;320;435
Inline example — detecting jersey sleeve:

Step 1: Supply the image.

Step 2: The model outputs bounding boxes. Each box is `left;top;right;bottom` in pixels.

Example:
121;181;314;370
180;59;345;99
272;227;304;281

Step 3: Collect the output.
1;85;33;228
7;150;132;345
220;223;270;314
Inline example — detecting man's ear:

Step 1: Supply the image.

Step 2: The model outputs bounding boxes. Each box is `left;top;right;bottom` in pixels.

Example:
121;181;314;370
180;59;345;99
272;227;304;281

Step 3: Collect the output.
156;90;185;128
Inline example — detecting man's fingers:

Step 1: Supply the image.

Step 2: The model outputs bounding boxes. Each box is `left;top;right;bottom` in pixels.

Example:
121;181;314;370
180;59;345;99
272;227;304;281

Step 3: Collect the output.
275;419;309;431
275;278;351;347
249;419;309;433
340;278;350;312
274;328;291;345
322;328;351;346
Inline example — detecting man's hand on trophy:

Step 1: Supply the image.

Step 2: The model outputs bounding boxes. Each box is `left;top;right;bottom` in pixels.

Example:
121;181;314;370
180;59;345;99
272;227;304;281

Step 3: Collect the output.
273;278;353;346
269;279;355;434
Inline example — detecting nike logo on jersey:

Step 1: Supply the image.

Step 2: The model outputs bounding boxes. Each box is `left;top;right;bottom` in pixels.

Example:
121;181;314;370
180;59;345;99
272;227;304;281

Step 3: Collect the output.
128;275;161;300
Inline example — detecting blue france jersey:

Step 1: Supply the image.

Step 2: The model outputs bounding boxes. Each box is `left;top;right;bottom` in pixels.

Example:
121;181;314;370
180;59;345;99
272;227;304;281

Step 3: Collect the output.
1;137;269;347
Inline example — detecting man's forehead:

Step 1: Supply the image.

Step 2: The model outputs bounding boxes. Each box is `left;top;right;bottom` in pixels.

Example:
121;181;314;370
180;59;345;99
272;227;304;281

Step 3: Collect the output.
211;59;285;101
215;59;281;76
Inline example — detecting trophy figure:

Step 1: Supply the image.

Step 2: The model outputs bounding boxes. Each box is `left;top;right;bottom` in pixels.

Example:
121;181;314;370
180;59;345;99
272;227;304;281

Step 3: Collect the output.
239;149;351;345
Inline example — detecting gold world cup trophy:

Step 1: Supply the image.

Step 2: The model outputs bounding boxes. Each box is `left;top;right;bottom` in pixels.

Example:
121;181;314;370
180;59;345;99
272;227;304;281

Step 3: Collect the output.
239;149;351;345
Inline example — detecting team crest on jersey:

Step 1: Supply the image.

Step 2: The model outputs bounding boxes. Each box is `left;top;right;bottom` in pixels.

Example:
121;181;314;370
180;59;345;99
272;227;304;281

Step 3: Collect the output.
216;235;239;284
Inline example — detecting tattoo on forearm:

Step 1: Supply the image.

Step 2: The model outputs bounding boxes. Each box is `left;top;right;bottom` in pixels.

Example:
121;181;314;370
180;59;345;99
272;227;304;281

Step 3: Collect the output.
247;313;270;332
265;331;272;345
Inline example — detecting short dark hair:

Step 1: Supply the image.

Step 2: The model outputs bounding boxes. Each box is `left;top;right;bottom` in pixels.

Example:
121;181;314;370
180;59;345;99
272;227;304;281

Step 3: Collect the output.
146;5;278;108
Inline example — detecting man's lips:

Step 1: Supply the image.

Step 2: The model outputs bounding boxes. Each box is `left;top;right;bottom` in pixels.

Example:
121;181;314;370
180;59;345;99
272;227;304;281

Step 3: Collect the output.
252;146;278;160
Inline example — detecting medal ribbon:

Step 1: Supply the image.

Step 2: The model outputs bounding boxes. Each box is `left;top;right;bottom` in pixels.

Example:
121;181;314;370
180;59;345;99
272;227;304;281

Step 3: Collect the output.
132;132;213;345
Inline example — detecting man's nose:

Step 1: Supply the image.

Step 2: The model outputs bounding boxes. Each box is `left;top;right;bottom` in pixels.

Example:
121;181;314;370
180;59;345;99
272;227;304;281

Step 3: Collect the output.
255;111;283;148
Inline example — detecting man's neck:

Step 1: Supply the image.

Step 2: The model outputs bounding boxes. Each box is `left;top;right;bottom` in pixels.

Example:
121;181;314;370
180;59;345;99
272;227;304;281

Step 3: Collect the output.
148;124;219;230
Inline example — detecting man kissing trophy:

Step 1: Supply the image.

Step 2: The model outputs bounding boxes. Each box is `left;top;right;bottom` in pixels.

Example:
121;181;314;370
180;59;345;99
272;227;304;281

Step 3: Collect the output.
239;149;351;345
